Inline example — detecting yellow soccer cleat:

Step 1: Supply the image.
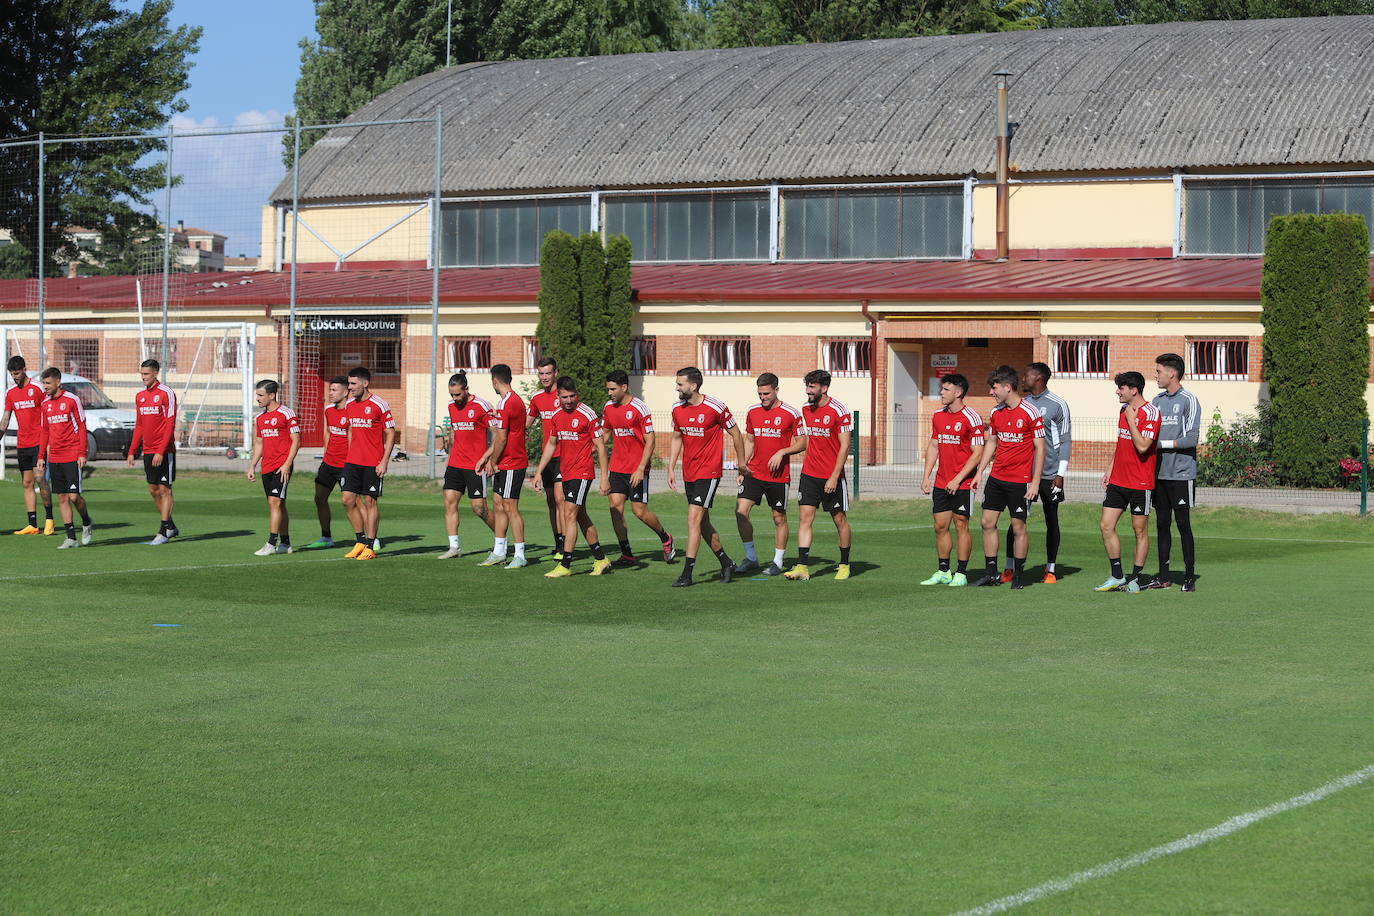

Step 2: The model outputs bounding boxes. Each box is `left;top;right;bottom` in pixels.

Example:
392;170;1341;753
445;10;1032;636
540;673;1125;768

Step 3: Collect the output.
43;519;56;536
833;564;851;581
589;557;612;576
344;542;366;559
544;564;572;579
12;525;40;535
783;563;810;581
355;547;376;561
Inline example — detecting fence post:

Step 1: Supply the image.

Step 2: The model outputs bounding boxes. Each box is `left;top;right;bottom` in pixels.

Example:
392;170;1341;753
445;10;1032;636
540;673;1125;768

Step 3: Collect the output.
851;410;860;499
429;107;443;479
1361;417;1369;517
36;132;45;370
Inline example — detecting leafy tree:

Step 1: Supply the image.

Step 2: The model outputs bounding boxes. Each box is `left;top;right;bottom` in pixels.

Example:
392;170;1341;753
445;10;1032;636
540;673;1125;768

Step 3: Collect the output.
604;235;635;379
0;1;199;276
0;241;33;280
707;0;1042;47
536;230;583;382
1044;0;1372;27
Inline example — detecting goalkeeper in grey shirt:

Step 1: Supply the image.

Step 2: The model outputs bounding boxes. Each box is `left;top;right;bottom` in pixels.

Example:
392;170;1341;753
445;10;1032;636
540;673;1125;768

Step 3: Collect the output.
1147;353;1201;592
1002;362;1071;584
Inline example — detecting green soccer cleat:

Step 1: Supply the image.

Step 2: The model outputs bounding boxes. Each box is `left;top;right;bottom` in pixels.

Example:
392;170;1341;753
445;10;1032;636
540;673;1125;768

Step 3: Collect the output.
947;572;968;587
303;537;335;550
920;570;953;585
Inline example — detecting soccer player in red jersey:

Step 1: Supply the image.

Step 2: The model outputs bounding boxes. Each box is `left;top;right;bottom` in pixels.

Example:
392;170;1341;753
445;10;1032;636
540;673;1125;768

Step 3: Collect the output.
785;369;854;581
35;367;92;548
1096;370;1162;593
734;372;805;577
972;365;1045;589
527;357;566;558
667;366;745;587
247;380;301;556
920;374;985;587
478;364;530;568
305;376;350;549
3;355;54;534
126;358;178;544
437;372;497;559
341;367;396;560
533;376;612;577
602;369;675;567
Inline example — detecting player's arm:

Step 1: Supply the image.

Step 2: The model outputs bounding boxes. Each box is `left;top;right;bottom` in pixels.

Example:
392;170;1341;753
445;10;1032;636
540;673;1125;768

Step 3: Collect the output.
1124;407;1153;454
825;428;850;494
484;426;506;476
976;429;996;483
768;431;806;476
595;432;610;496
1055;403;1072;487
247;430;262;481
283;429;301;481
738;430;754;485
127;412;141;466
0;408;11;435
1162;395;1201;451
727;422;747;477
377;427;397;476
949;440;984;494
532;437;557;492
631;422;655;487
921;438;938;493
666;430;682;491
150;390;176;464
1028;437;1045;501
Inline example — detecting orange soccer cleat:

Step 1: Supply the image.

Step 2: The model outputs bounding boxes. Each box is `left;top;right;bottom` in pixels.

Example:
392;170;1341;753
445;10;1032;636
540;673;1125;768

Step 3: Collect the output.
1042;571;1058;585
999;568;1014;584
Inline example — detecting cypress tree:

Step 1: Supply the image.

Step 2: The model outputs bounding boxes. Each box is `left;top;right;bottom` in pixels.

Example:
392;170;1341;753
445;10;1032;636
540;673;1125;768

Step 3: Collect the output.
605;234;635;375
536;230;582;382
576;232;610;392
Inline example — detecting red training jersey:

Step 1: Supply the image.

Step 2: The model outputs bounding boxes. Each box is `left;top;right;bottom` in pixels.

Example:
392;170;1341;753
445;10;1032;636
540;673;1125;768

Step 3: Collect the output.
530;389;560;447
988;400;1045;484
930;405;985;490
489;391;529;471
131;382;177;455
322;403;350;467
5;381;44;448
550;401;601;480
602;397;654;475
745;401;803;483
345;394;395;467
255;406;300;474
800;397;852;480
447;395;493;470
40;391;87;463
1109;403;1162;490
672;395;735;482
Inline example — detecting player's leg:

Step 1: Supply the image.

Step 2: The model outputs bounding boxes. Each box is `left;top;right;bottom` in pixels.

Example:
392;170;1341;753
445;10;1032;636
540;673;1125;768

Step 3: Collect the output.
496;472;528;567
1096;505;1127;590
785;504;817;580
675;500;708;587
1007;516;1028;588
1040;482;1062;582
972;505;1004;586
1175;484;1197;590
160;482;176;534
56;491;77;546
699;506;734;581
924;509;954;584
734;495;757;569
607;491;633;563
543;461;565;556
1126;510;1150;591
952;512;973;584
1003;524;1016;578
266;494;289;551
441;486;462;552
767;504;789;573
341;489;365;549
38;469;54;534
314;481;334;542
630;498;674;563
19;467;38;530
1153;489;1174;583
576;503;611;574
362;494;380;541
557;493;581;569
831;506;852;580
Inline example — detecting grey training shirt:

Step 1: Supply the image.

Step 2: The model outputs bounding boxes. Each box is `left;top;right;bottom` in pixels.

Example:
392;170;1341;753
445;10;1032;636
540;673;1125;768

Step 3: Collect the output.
1152;386;1202;481
1022;389;1072;479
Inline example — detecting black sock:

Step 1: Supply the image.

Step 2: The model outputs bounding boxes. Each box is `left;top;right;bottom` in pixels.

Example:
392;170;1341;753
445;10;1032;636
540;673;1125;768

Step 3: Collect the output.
555;532;565;555
79;510;90;526
656;528;670;543
985;555;998;574
64;523;76;539
321;527;331;540
166;516;175;530
44;505;53;520
355;531;367;545
589;541;605;561
26;511;36;527
798;546;810;564
1110;557;1123;579
938;557;951;572
1131;565;1143;581
683;557;696;576
561;551;572;568
1159;561;1170;579
618;540;632;556
839;546;851;564
956;558;969;574
713;547;731;568
268;533;279;546
158;519;168;535
282;536;291;547
1014;557;1025;575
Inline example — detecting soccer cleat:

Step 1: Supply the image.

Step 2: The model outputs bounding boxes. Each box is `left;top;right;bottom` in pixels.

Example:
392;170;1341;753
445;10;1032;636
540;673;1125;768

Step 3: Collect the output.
762;562;784;576
1125;577;1143;594
1144;577;1172;590
80;525;92;546
12;525;39;535
478;552;506;567
148;534;170;546
355;547;376;561
304;537;335;550
970;573;1002;587
662;534;677;563
612;554;638;568
999;568;1014;584
719;563;733;584
43;519;56;536
733;557;758;574
372;538;381;551
504;556;528;569
590;557;613;576
166;526;180;538
834;564;851;581
436;547;463;559
544;564;573;579
546;552;564;563
671;572;693;587
920;570;953;585
783;563;810;581
276;543;293;555
1010;575;1025;590
947;572;969;587
344;542;366;559
1180;577;1198;593
1094;576;1127;592
57;537;78;549
254;542;276;557
1042;572;1058;585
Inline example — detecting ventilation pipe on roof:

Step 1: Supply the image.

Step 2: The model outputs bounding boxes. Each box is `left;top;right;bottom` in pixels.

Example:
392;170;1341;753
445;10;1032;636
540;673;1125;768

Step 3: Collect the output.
994;70;1012;261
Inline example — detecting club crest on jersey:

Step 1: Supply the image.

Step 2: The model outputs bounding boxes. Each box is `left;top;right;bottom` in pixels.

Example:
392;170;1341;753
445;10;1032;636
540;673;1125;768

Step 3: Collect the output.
1016;419;1024;428
627;410;635;420
774;417;782;426
954;421;962;432
153;395;161;404
823;415;832;425
365;406;373;415
572;418;579;428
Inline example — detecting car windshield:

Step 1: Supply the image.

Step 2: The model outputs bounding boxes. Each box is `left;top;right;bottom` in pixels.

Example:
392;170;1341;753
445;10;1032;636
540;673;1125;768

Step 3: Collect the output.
62;381;117;410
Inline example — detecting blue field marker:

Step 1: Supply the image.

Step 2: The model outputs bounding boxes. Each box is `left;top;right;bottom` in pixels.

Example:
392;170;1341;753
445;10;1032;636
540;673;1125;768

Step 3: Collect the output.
153;623;182;627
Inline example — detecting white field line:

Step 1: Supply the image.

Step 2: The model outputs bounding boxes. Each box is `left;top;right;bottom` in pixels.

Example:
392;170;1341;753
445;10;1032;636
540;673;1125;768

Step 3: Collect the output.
950;763;1374;916
0;555;350;582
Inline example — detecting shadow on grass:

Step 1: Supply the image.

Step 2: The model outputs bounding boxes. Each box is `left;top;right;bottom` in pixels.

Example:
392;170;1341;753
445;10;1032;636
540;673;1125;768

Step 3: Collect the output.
95;529;254;546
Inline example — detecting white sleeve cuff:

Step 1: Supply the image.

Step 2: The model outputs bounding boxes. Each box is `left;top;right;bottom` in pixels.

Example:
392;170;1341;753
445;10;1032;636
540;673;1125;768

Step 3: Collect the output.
1056;460;1069;476
1161;439;1175;449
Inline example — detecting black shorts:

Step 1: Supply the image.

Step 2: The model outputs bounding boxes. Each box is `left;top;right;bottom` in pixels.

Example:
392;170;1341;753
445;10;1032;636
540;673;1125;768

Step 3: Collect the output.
1038;478;1065;505
492;468;526;500
1155;479;1196;511
15;446;39;472
315;461;344;491
444;466;487;499
738;477;789;512
683;477;722;509
262;469;291;499
540;456;562;490
932;487;974;517
798;472;849;513
1104;482;1152;516
49;461;83;495
143;451;176;487
608;470;649;503
342;462;384;498
562;477;594;507
982;476;1031;518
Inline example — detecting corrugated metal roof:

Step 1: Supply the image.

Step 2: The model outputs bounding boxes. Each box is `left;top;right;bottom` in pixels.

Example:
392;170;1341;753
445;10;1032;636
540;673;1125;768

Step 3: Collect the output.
6;258;1373;311
273;16;1374;201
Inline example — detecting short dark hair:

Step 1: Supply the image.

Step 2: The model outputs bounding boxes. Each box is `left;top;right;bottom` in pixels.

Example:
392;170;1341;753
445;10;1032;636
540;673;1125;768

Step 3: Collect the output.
348;367;371;382
7;356;24;372
448;372;468;388
1114;371;1146;393
556;375;577;393
804;369;831;387
40;366;61;381
987;365;1019;388
140;359;160;371
536;356;557;370
941;373;970;397
328;375;348;387
491;363;513;385
256;379;279;395
756;372;779;388
676;366;703;390
1155;352;1185;379
1027;361;1052;382
605;369;629;387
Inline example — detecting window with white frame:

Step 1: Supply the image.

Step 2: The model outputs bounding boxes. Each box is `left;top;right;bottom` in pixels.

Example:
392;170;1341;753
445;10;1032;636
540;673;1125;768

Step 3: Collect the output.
447;337;492;371
701;337;751;375
1050;338;1109;378
1183;177;1374;255
821;337;871;377
1189;339;1249;381
630;336;657;374
523;337;541;372
214;336;240;371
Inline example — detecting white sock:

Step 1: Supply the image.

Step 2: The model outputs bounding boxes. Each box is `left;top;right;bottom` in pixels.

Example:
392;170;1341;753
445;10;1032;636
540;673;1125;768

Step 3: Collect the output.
743;540;757;562
493;537;508;557
773;547;785;566
515;542;526;559
1046;562;1056;573
448;534;459;549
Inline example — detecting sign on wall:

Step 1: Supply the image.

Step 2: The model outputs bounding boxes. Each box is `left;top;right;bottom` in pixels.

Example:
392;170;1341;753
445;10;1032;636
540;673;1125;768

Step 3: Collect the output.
931;354;958;368
295;316;401;338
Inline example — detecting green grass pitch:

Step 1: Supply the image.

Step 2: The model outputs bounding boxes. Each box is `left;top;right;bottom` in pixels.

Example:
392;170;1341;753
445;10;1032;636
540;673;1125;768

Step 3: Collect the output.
3;470;1372;913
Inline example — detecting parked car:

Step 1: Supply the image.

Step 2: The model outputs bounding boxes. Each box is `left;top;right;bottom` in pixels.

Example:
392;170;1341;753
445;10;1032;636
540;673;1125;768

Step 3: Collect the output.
4;373;136;460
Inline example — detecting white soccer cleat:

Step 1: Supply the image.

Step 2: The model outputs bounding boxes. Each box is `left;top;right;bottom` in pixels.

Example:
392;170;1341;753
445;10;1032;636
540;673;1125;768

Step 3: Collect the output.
80;526;92;546
148;534;170;546
372;538;382;551
275;543;293;555
254;542;276;557
436;547;463;559
57;538;79;549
